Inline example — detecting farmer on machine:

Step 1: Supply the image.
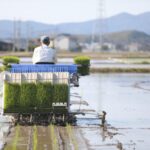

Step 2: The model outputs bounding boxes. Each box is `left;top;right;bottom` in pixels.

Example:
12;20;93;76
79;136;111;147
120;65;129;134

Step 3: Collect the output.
32;36;57;64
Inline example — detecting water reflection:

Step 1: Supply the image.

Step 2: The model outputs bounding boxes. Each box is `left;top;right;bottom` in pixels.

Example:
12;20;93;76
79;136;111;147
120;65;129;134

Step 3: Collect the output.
77;73;150;127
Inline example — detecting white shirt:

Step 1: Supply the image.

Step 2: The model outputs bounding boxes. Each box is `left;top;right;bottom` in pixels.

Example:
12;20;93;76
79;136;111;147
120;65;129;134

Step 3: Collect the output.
32;44;57;64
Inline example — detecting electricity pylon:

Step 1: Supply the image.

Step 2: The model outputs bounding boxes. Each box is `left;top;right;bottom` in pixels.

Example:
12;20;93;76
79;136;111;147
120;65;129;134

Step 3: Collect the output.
91;0;106;51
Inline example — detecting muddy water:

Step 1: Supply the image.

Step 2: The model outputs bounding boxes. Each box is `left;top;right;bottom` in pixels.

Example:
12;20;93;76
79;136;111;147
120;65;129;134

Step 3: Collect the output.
75;73;150;149
77;73;150;126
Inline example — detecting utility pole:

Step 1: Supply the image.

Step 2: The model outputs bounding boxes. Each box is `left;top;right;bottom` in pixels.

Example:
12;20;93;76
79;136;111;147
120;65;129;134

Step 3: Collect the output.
98;0;105;51
13;18;17;52
90;0;106;52
16;19;21;51
91;21;96;51
26;23;30;52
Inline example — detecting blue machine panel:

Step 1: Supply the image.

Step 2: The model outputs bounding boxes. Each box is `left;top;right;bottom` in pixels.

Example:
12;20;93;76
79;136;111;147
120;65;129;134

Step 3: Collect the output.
10;64;77;74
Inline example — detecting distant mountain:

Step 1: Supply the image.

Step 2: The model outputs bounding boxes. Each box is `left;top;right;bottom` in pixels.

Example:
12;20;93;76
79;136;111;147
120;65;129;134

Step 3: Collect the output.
0;20;55;39
0;12;150;39
103;30;150;44
103;30;150;51
106;12;150;34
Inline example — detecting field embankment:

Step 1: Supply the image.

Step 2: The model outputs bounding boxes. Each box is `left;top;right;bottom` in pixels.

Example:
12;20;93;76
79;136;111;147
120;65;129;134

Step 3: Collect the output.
1;51;150;73
90;67;150;73
1;51;150;59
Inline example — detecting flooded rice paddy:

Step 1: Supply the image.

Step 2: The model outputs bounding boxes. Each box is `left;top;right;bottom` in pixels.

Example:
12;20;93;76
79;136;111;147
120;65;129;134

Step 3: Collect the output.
1;73;150;149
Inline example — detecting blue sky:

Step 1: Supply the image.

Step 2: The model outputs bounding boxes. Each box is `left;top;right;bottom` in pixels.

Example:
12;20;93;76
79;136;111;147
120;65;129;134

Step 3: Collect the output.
0;0;149;24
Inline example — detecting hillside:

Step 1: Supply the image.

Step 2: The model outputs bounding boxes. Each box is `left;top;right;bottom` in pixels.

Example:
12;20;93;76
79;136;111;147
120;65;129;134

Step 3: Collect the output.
102;30;150;51
103;30;150;44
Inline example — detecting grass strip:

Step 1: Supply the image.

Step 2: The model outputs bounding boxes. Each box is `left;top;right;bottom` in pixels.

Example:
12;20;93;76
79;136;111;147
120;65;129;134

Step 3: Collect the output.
90;67;150;73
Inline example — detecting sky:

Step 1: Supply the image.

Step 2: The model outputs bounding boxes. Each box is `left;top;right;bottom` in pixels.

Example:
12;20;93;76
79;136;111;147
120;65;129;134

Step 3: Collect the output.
0;0;149;24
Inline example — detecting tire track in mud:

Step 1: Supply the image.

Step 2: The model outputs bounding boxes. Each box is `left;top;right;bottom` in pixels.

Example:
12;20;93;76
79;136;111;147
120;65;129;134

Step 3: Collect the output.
4;124;141;150
66;125;78;150
57;126;72;150
57;125;88;150
4;125;90;150
49;125;59;150
27;126;33;150
73;127;89;149
5;125;30;150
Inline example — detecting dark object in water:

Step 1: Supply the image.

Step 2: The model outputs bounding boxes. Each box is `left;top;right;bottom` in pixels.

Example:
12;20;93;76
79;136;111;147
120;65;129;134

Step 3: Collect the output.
101;111;107;126
70;73;79;87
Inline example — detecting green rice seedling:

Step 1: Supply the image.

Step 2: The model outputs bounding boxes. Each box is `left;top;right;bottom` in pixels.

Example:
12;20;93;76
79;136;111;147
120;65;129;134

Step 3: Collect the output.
4;82;20;112
36;82;53;107
49;124;59;150
20;83;37;109
1;56;20;71
1;64;11;71
74;56;90;75
0;66;3;72
4;81;69;113
2;56;20;65
33;125;38;150
53;84;69;103
12;124;20;150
